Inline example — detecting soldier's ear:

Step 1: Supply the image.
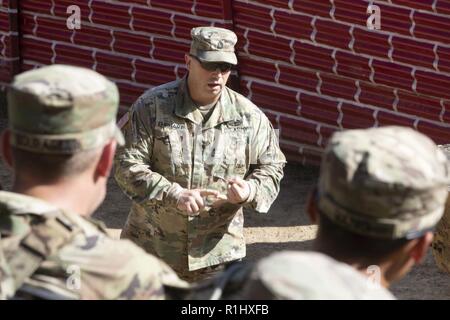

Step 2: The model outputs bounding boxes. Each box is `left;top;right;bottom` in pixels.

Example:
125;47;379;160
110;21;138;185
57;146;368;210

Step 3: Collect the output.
306;186;319;224
185;54;191;70
0;129;13;170
96;140;117;178
410;232;434;264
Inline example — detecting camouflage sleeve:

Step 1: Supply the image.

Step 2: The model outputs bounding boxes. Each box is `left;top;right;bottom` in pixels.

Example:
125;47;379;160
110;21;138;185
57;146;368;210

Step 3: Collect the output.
13;213;190;300
57;233;190;300
0;237;15;299
244;112;286;213
105;239;191;300
114;97;183;207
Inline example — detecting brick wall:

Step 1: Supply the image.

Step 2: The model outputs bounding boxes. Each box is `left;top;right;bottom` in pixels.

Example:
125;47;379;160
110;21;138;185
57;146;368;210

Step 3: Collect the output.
233;0;450;164
17;0;233;114
1;0;450;165
0;0;20;92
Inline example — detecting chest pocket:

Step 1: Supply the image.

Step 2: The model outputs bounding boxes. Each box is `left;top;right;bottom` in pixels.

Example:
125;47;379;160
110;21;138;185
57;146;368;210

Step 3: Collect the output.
152;126;191;180
224;131;247;166
211;129;248;178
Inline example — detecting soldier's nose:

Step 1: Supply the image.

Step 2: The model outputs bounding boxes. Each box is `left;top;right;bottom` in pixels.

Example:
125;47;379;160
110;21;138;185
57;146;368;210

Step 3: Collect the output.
213;66;224;74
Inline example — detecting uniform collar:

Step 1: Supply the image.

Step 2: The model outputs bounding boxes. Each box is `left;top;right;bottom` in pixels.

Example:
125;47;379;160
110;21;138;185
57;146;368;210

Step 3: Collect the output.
175;75;242;127
0;190;59;215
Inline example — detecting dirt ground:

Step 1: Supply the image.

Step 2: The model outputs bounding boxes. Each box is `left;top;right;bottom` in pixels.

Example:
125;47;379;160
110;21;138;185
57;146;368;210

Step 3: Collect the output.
0;118;448;299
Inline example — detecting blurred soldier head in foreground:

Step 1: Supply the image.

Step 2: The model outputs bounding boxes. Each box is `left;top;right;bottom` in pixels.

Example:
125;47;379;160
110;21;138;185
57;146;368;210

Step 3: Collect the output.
4;64;124;213
220;126;449;299
0;65;187;300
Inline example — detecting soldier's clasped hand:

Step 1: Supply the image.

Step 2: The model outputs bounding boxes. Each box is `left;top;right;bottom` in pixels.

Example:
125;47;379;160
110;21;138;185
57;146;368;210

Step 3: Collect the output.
226;177;250;204
176;189;221;215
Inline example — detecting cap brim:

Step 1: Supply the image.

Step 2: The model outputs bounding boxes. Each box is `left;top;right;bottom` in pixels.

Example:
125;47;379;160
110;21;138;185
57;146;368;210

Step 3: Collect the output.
114;125;125;146
195;51;237;65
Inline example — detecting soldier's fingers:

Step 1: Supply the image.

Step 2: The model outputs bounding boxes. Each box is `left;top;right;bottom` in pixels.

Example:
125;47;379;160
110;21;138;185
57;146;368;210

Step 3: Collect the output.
227;185;239;201
228;183;236;193
177;200;188;212
229;178;246;189
187;202;198;214
229;183;242;197
198;200;205;210
191;193;205;209
190;201;200;213
199;189;220;197
215;194;228;201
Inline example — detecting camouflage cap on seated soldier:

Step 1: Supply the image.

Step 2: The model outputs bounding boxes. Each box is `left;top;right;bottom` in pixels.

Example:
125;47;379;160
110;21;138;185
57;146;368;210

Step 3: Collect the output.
7;64;124;154
190;26;238;65
318;126;450;240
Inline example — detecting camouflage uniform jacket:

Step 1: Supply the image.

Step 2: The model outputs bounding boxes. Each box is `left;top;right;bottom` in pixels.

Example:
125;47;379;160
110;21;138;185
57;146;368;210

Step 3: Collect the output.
231;251;396;300
0;191;188;299
114;77;286;272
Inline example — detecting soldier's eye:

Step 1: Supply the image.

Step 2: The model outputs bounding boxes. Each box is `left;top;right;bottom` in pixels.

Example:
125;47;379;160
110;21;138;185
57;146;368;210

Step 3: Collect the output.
218;63;232;72
190;55;232;73
202;63;232;73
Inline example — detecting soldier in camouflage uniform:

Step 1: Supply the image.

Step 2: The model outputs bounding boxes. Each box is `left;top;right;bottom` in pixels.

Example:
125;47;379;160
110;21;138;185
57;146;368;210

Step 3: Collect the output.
432;144;450;274
0;65;188;299
114;26;286;282
217;126;449;299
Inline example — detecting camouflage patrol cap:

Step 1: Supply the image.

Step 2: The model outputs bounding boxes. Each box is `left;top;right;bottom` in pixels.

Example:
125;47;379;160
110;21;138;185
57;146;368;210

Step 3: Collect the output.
189;26;238;65
318;126;449;240
7;64;124;154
